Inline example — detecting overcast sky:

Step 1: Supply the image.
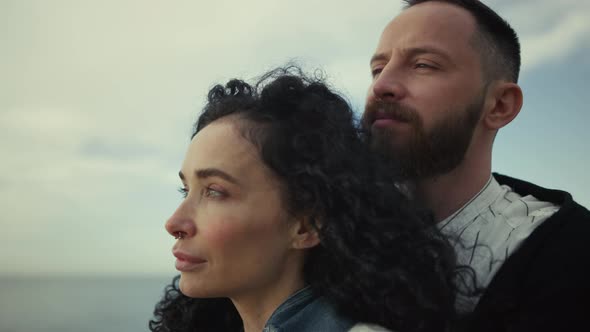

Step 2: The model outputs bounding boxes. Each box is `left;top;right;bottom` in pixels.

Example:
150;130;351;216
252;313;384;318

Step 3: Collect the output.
1;0;589;277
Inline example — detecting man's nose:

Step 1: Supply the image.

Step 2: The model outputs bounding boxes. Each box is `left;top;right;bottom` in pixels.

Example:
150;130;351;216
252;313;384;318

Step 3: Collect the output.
370;66;407;103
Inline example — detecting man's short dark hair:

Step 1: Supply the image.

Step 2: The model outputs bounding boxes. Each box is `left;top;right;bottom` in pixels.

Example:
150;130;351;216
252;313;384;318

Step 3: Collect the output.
403;0;521;83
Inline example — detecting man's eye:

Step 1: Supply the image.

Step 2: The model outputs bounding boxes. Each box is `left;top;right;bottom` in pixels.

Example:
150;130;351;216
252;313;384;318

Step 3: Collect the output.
371;67;383;77
415;63;435;69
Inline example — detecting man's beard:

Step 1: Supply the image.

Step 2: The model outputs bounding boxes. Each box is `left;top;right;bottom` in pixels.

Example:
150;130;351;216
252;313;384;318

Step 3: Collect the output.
363;95;484;180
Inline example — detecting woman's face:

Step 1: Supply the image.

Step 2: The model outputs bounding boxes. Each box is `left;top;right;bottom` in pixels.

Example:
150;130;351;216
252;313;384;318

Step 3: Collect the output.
165;118;300;298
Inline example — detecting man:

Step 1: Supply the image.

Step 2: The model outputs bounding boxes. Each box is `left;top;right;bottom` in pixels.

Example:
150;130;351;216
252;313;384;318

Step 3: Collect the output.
362;0;590;331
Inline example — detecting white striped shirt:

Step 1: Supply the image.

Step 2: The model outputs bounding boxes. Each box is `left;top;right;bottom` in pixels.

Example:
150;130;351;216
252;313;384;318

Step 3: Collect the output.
439;175;560;312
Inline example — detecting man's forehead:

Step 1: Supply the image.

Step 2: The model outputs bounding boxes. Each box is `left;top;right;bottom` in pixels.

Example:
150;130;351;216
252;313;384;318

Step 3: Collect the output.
396;1;476;25
379;2;477;49
375;1;476;57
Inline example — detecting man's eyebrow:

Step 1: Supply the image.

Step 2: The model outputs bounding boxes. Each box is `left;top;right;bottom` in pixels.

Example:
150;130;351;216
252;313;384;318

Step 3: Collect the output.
402;46;452;62
371;46;453;66
195;168;240;185
370;52;389;66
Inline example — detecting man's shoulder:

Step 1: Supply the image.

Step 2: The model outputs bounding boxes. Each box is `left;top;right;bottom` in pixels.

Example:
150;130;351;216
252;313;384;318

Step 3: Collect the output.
348;323;392;332
493;172;590;251
493;172;590;217
467;174;590;331
494;173;566;202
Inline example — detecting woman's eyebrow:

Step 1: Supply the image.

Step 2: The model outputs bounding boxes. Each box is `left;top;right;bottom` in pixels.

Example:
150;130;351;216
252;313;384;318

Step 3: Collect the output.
195;168;240;185
179;168;240;185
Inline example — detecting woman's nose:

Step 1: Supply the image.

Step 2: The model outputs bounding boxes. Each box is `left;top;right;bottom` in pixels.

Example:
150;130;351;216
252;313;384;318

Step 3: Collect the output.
165;202;197;239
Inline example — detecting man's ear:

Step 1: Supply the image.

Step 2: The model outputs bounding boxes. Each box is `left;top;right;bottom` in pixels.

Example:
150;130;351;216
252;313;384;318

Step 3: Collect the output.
290;217;320;250
483;82;523;130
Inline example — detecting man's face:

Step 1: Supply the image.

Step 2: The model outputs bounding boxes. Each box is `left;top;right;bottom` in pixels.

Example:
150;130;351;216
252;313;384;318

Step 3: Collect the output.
363;2;487;179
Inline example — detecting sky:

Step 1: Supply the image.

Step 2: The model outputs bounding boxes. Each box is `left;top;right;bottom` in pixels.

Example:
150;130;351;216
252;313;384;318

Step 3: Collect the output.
1;0;589;277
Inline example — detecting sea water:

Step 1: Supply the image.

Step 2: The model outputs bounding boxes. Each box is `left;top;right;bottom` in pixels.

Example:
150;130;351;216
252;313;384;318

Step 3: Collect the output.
0;275;174;332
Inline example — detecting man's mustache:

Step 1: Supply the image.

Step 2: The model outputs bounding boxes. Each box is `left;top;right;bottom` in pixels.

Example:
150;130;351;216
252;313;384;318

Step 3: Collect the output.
363;100;420;129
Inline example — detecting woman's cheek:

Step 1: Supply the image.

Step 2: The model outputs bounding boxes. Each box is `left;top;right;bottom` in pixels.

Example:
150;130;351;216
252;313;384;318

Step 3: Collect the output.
202;216;251;248
203;214;275;252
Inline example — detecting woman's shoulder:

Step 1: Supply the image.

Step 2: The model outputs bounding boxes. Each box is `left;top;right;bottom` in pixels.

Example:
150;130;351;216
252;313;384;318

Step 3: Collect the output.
348;323;393;332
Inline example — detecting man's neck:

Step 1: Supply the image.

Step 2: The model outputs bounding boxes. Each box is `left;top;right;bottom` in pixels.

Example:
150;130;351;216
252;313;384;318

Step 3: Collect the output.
414;161;491;223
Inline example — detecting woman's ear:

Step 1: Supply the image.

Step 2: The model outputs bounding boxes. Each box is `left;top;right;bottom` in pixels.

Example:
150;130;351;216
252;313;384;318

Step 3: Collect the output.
290;217;320;249
483;82;523;130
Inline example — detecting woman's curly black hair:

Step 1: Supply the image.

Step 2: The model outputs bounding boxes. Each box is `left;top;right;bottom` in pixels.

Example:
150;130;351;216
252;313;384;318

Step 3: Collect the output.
150;66;464;332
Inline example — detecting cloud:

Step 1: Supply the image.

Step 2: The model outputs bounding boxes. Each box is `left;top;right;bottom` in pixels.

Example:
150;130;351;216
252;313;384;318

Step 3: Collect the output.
490;0;590;72
521;11;590;71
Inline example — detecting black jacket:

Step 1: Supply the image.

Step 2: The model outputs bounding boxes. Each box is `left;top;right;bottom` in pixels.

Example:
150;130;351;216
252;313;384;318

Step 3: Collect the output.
460;173;590;332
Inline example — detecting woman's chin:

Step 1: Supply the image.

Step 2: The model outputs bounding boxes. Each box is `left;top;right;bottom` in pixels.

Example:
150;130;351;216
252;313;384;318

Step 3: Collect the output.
179;275;216;298
179;276;197;297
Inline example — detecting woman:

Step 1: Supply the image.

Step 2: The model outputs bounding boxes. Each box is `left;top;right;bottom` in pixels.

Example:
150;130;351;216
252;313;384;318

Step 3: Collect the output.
149;67;461;332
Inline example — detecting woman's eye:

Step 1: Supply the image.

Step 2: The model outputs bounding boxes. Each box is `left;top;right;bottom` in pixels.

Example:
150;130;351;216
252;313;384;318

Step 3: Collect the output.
177;187;188;198
204;187;225;198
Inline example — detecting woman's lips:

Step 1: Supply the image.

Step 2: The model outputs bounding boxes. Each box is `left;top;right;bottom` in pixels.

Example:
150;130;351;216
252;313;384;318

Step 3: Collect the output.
173;251;207;272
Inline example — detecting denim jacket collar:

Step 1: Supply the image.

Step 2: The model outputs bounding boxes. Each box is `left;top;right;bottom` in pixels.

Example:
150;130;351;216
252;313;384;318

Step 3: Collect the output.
262;286;354;332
